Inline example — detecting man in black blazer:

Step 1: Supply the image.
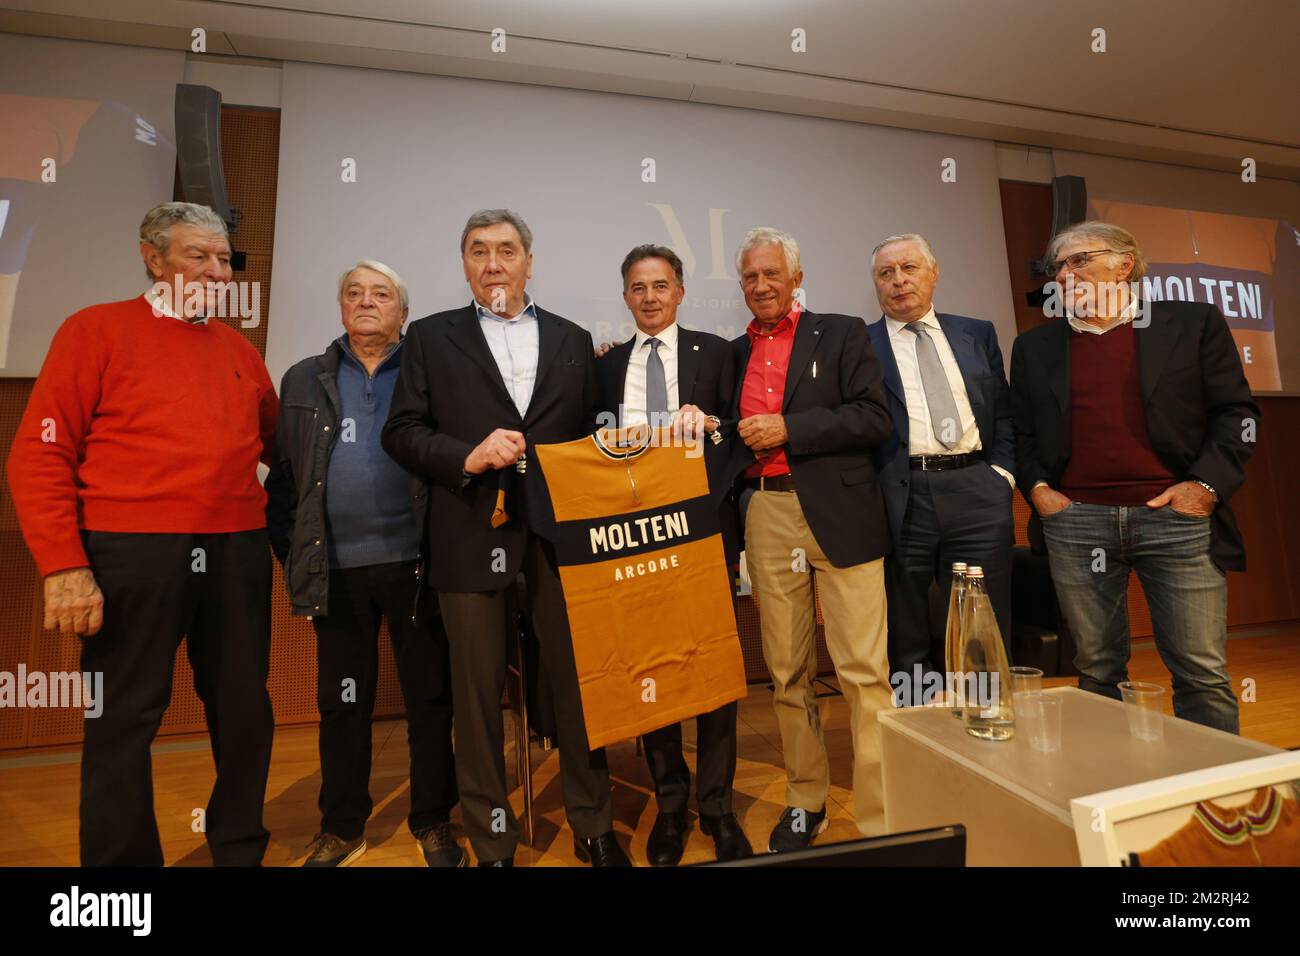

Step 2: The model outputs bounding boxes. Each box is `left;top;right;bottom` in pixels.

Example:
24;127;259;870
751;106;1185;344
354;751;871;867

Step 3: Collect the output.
382;209;629;866
730;228;895;852
1011;221;1258;734
866;234;1015;702
594;244;751;865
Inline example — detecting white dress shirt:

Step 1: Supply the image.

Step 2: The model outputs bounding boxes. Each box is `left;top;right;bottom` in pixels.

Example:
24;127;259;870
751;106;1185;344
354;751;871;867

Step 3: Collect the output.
474;295;539;415
1067;294;1139;334
144;287;208;325
622;320;680;427
886;306;1013;486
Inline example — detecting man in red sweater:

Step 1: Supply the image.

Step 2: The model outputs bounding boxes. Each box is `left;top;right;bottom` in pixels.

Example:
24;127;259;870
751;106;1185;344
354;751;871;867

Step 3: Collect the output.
6;201;279;865
1011;221;1258;734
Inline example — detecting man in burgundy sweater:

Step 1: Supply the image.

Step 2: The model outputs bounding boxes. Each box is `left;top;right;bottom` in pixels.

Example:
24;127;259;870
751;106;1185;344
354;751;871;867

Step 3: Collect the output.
1011;221;1258;733
6;202;279;864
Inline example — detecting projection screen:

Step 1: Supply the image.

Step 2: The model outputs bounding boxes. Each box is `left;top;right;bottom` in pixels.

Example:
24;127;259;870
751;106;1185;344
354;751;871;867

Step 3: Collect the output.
266;61;1017;387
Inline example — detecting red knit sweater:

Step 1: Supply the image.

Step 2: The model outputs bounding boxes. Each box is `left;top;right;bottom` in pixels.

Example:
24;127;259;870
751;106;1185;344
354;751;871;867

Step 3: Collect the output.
6;296;278;576
1059;322;1173;506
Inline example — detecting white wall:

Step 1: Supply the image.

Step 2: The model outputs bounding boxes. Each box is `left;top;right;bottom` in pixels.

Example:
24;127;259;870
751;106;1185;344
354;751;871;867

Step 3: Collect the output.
0;35;184;375
182;59;282;109
266;61;1019;385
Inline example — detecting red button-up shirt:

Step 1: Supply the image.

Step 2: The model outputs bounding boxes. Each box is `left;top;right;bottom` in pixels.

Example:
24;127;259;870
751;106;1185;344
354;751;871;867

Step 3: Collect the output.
740;303;801;477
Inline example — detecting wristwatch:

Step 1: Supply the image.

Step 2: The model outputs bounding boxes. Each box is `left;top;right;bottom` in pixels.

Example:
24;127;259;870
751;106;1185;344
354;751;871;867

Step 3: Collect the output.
1191;479;1219;502
706;416;723;445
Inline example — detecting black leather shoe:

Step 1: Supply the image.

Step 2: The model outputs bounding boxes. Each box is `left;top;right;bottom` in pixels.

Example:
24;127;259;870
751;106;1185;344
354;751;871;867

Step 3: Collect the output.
646;810;691;867
767;805;827;853
477;857;513;867
574;831;633;867
700;812;753;861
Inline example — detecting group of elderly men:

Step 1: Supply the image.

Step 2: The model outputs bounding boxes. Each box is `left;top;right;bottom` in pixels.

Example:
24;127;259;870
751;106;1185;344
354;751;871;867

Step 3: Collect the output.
7;200;1257;868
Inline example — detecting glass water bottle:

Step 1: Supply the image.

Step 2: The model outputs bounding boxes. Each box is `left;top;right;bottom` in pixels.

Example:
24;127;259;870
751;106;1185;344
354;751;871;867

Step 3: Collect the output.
943;562;968;716
960;567;1015;741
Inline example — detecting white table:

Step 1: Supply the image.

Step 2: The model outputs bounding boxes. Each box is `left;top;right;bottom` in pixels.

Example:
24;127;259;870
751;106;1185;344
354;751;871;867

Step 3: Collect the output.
878;687;1282;866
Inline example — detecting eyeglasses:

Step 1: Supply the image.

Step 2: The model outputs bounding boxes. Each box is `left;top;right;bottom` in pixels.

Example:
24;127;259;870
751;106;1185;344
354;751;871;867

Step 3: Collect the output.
1050;249;1114;273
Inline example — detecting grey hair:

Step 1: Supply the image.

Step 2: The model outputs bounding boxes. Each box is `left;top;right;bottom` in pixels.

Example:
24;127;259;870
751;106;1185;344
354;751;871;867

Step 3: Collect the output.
735;227;801;275
871;233;937;269
460;208;533;255
1046;220;1147;282
337;259;409;313
139;201;228;279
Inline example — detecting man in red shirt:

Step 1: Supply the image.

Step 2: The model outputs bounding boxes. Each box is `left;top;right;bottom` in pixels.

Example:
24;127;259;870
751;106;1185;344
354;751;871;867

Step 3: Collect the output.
6;201;279;865
732;227;895;851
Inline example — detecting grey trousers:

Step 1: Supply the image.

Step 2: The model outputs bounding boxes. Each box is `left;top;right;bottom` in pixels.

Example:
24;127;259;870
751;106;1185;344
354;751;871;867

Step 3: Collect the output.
437;533;612;861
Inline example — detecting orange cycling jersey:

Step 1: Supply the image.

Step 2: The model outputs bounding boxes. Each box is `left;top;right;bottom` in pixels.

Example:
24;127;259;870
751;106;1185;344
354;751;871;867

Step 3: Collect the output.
532;427;747;749
1136;785;1300;867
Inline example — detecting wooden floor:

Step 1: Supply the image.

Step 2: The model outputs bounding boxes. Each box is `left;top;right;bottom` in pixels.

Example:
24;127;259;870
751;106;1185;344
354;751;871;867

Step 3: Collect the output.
1;626;1296;867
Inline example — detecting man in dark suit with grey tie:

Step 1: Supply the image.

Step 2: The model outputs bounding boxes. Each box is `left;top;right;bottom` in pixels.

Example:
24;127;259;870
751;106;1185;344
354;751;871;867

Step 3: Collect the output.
383;209;630;867
866;234;1016;705
594;244;752;865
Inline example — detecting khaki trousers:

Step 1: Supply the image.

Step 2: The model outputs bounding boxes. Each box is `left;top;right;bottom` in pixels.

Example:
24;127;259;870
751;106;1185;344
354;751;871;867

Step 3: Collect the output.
745;490;891;835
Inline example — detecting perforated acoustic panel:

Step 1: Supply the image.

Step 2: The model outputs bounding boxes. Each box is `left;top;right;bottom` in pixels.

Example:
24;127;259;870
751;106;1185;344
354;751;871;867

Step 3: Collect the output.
736;588;835;686
206;107;277;354
0;381;41;750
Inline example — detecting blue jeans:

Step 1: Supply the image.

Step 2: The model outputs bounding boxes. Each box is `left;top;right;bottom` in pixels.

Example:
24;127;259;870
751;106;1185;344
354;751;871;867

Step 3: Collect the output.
1040;502;1238;734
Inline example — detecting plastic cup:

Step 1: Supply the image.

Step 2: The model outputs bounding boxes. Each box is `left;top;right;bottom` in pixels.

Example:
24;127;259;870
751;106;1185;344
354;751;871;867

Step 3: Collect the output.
1118;681;1166;742
1009;666;1044;696
1014;691;1062;753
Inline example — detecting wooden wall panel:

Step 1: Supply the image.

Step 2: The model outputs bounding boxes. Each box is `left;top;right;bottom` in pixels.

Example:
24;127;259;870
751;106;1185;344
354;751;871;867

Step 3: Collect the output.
0;382;40;750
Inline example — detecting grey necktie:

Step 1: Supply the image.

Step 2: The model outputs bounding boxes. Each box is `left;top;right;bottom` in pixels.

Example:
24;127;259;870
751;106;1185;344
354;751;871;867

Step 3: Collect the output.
904;322;961;449
645;337;668;423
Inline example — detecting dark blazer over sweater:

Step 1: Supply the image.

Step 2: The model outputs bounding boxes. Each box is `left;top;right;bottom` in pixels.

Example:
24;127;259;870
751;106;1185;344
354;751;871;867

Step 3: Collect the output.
1010;300;1259;572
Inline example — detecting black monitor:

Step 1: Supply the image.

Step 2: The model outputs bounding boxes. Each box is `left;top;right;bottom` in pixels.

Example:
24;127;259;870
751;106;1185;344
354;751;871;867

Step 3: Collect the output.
698;825;965;867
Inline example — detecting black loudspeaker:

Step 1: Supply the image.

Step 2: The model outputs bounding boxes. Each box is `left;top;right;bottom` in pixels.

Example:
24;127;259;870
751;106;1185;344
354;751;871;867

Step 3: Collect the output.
1049;175;1088;238
1030;175;1089;277
174;83;234;228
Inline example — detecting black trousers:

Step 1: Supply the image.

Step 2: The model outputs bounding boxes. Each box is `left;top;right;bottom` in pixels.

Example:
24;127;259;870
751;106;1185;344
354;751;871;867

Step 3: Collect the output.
886;464;1014;704
79;530;274;866
437;533;612;862
641;701;738;816
312;560;457;840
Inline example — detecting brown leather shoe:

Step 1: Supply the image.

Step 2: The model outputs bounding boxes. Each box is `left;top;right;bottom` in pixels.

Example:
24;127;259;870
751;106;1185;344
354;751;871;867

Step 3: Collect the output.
303;832;366;867
414;822;467;868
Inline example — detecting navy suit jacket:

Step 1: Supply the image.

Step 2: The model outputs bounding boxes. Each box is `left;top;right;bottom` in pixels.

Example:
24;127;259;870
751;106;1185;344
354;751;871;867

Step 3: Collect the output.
866;312;1015;548
595;325;744;568
732;310;894;568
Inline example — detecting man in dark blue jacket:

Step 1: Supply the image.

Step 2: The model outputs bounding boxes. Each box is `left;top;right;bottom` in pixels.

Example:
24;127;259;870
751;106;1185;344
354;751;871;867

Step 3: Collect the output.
265;260;460;867
866;235;1015;704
